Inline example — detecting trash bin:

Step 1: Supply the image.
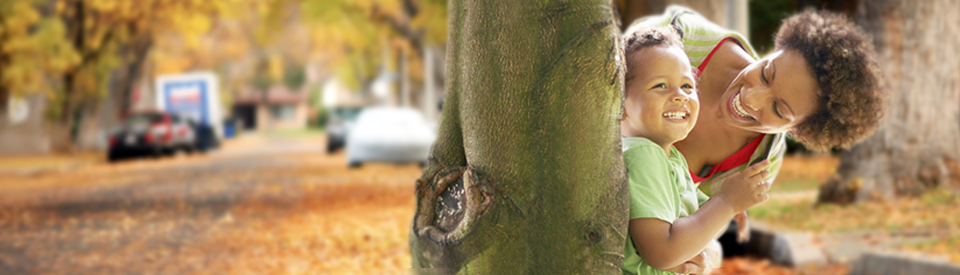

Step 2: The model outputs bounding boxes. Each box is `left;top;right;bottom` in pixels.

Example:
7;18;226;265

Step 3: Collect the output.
223;118;236;139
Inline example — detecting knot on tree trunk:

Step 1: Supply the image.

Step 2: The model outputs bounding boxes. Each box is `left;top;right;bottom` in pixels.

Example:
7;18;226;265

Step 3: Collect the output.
414;166;496;245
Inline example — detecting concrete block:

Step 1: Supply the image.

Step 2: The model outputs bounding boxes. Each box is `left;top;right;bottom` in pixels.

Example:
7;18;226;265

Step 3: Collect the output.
851;251;960;275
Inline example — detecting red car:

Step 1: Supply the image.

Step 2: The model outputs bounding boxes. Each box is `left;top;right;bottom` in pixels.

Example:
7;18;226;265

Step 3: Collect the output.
108;111;197;161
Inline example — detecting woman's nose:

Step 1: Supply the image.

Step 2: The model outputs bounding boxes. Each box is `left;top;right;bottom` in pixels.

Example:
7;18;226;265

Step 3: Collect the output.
742;87;768;111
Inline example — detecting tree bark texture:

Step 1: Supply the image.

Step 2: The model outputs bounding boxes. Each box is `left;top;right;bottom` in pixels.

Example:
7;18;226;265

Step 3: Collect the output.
818;0;960;204
410;1;627;274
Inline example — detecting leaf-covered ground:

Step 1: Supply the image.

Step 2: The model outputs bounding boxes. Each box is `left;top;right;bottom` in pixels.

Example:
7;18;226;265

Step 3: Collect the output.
0;136;418;274
750;154;960;266
7;137;949;274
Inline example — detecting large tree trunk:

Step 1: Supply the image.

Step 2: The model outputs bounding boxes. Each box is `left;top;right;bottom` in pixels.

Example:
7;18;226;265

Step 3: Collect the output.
818;0;960;204
410;0;627;273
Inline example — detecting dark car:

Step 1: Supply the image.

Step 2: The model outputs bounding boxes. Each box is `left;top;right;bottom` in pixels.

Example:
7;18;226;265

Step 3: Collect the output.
108;111;196;161
325;106;363;153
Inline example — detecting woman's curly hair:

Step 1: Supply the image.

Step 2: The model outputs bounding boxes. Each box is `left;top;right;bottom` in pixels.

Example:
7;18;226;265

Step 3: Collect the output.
776;10;885;151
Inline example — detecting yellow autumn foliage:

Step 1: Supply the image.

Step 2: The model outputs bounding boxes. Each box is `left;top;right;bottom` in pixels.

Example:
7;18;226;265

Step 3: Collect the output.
1;0;244;118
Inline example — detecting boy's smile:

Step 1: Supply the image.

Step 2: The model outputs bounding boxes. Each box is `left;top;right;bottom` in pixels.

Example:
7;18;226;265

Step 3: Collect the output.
622;45;699;154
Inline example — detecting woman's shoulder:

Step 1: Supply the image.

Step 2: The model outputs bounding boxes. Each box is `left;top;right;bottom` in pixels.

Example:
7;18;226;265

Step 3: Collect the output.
706;40;755;71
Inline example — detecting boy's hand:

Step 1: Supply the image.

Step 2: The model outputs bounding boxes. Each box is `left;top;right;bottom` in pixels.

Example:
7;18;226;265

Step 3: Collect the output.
662;255;705;275
662;240;723;275
734;211;750;243
716;160;772;213
702;240;723;273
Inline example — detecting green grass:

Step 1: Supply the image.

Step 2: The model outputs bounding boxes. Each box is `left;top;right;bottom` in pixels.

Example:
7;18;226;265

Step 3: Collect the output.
749;188;960;233
769;177;820;193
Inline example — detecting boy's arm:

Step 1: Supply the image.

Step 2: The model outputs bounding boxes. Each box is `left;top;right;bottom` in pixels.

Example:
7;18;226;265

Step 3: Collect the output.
629;160;771;270
629;195;737;270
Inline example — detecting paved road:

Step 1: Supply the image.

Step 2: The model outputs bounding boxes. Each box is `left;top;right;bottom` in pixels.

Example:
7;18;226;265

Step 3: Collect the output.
0;134;420;274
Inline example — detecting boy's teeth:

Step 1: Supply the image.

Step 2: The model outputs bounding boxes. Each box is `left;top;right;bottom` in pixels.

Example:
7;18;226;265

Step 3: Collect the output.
663;112;687;119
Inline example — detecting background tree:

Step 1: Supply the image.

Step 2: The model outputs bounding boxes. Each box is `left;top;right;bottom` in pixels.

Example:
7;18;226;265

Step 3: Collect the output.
0;0;80;121
409;1;627;273
818;0;960;204
0;0;242;151
301;0;446;101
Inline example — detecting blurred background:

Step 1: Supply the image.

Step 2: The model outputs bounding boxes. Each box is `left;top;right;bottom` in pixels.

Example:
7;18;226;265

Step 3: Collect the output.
0;0;957;274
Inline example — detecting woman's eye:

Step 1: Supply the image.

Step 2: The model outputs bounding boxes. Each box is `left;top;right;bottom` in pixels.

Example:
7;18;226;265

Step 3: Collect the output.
761;63;770;85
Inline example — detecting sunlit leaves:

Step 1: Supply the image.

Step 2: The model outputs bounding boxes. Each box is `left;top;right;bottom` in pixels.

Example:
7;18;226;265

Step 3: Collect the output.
0;1;79;98
0;0;244;114
300;0;446;90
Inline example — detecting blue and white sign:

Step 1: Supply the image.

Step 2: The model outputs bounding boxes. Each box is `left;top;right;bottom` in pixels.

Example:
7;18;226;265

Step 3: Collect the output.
155;72;222;138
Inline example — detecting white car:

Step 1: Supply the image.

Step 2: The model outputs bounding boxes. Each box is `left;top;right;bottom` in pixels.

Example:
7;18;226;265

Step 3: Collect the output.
346;107;436;168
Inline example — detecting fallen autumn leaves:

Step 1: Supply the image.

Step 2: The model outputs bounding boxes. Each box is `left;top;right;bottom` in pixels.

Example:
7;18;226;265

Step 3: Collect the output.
6;138;942;275
0;146;418;275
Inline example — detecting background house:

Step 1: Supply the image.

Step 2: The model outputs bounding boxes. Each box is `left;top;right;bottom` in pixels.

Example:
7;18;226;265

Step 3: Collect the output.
232;85;310;132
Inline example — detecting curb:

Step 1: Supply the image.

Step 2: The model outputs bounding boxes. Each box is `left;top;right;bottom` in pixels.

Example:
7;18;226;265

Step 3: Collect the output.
851;251;960;275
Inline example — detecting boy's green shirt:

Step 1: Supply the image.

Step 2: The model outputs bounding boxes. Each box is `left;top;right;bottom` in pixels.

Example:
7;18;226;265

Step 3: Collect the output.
621;137;709;275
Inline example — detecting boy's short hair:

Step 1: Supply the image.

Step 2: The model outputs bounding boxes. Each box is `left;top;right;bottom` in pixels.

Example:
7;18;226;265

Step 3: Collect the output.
623;27;683;82
622;27;696;87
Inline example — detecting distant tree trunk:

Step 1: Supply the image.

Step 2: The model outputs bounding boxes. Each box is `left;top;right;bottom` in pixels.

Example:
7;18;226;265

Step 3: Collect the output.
818;0;960;204
410;0;627;274
116;35;153;118
50;0;88;153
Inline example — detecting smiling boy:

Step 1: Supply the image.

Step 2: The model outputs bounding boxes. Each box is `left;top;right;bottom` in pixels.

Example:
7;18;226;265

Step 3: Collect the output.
620;27;772;275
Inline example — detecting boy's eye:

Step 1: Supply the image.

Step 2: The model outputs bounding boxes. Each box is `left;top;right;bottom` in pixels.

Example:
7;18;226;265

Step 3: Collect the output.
652;83;666;89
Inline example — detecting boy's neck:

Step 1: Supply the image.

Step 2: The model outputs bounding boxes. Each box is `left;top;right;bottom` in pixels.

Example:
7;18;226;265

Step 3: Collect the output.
659;143;673;157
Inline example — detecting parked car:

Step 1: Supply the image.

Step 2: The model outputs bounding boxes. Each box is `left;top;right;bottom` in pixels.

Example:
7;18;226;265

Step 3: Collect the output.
346;107;436;168
108;111;196;161
325;106;364;153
